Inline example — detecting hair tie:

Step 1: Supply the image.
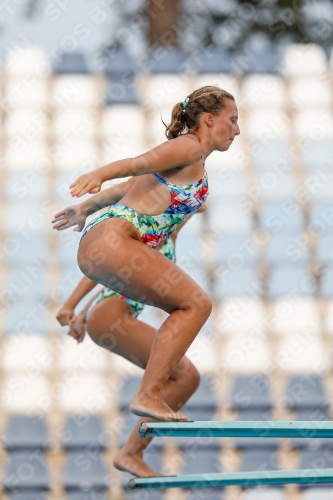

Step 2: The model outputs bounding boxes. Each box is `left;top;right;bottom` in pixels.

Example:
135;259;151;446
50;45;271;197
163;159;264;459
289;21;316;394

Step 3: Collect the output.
182;97;189;113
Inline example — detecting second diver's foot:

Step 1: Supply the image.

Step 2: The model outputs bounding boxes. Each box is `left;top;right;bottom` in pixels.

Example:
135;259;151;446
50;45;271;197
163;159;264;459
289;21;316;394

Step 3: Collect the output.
114;450;164;478
129;395;189;422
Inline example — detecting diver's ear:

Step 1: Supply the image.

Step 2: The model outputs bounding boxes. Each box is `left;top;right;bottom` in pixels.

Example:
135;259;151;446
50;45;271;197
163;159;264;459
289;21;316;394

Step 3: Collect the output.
203;113;214;128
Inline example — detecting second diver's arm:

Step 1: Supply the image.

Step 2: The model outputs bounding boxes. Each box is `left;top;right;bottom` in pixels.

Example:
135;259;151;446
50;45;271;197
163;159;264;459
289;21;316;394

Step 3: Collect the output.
56;277;98;326
68;288;105;344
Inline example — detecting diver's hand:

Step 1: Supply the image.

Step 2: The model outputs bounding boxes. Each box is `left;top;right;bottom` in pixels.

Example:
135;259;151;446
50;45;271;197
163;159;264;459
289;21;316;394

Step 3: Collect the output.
52;205;87;232
69;173;102;197
56;305;76;326
68;312;86;344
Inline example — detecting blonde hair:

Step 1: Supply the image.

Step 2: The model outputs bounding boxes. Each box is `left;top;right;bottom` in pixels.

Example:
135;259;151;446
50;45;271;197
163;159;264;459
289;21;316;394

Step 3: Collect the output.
164;85;235;140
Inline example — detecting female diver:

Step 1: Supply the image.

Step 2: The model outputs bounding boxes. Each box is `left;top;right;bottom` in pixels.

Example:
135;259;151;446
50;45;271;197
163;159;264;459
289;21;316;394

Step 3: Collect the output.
53;178;206;477
52;85;240;427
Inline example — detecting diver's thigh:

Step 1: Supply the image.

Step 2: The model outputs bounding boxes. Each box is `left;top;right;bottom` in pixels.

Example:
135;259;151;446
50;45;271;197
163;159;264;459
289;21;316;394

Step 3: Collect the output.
78;219;210;315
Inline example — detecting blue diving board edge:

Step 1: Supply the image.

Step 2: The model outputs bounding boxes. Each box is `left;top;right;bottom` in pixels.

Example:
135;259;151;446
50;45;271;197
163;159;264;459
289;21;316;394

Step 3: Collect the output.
128;468;333;489
139;420;333;439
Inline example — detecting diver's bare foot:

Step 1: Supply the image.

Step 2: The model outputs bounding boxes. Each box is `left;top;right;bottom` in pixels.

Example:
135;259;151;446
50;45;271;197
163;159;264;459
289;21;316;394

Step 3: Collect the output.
113;450;164;477
130;395;189;422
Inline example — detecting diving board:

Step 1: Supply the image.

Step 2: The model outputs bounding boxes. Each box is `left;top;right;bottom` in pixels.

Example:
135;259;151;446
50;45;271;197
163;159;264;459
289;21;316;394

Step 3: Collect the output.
129;468;333;489
139;420;333;439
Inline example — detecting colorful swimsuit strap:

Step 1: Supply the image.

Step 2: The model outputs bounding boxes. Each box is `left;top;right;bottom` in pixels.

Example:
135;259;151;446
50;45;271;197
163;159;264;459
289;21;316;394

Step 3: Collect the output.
152;135;205;186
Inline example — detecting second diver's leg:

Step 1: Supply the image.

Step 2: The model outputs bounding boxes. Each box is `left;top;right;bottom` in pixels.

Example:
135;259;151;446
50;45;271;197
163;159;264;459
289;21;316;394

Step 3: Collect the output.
86;297;201;477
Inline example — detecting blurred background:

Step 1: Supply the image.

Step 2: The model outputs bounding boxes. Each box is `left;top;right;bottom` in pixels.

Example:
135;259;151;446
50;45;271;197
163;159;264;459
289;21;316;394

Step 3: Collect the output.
1;1;333;499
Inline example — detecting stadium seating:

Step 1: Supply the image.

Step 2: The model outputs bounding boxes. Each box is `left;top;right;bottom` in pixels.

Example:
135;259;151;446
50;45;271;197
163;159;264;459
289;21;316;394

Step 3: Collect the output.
3;415;50;451
3;451;50;493
2;40;333;499
62;451;110;491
